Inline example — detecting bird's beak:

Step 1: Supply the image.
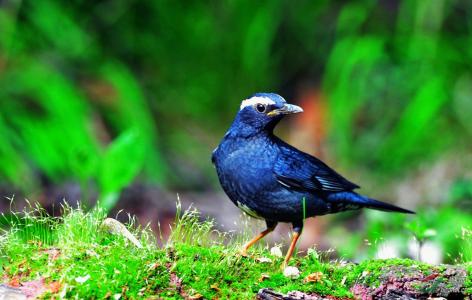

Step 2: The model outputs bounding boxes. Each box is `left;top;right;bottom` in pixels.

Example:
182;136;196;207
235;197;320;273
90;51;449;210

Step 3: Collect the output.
267;103;303;117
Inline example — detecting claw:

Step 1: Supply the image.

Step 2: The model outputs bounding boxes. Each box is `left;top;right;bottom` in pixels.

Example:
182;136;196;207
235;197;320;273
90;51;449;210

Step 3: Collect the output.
239;249;249;257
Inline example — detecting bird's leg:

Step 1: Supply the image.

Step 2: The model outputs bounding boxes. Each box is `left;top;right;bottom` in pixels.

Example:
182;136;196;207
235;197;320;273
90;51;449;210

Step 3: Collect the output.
282;222;303;269
241;220;277;256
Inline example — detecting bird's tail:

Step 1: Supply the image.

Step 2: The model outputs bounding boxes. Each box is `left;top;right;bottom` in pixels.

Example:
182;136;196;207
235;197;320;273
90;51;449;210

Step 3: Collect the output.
327;192;415;214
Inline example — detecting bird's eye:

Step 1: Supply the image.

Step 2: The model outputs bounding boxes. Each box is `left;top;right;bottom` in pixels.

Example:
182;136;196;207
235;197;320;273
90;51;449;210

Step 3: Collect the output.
255;104;266;113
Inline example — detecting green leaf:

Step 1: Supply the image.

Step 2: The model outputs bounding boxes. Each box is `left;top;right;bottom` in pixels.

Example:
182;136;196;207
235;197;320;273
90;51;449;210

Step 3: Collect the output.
98;129;145;211
100;62;167;183
378;75;448;171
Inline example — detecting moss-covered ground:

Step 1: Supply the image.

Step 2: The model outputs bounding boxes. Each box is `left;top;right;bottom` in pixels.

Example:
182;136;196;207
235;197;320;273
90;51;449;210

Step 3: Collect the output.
0;204;470;299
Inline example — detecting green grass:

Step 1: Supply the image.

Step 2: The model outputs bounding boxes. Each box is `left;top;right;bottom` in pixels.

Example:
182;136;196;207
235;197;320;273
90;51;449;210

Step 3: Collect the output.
0;203;470;299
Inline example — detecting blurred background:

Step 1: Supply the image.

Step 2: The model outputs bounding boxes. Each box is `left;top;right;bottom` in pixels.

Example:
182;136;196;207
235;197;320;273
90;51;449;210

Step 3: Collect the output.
0;0;471;264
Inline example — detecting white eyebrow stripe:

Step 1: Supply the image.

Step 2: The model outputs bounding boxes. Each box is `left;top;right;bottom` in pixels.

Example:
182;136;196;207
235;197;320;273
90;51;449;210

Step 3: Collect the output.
240;96;276;110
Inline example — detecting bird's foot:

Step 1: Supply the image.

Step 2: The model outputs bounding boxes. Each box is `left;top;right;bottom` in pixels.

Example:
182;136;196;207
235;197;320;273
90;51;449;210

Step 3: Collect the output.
239;248;249;257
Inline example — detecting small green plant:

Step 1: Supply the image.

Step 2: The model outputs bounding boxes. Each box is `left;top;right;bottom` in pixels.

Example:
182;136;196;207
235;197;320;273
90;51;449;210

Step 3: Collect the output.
1;200;58;246
0;202;166;298
405;218;437;262
460;227;472;263
167;199;224;248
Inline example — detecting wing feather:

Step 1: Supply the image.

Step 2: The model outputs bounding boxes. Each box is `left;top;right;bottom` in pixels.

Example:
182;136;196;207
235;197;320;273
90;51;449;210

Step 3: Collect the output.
274;146;359;192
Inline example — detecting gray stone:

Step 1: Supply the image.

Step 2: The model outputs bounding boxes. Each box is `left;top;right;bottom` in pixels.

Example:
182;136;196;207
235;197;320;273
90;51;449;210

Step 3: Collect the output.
0;285;26;300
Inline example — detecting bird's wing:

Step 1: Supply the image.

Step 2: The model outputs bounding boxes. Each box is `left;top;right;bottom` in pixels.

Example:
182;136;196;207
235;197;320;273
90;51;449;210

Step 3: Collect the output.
274;146;360;192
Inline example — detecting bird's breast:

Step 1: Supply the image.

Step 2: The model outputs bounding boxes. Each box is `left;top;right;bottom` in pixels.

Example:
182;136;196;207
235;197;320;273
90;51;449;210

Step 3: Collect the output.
214;137;278;201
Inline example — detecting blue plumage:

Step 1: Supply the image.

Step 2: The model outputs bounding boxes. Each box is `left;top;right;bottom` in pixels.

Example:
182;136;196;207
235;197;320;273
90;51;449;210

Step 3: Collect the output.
212;93;414;266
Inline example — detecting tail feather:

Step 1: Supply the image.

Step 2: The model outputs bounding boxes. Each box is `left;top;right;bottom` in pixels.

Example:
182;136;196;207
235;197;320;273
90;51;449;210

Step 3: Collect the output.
327;192;415;214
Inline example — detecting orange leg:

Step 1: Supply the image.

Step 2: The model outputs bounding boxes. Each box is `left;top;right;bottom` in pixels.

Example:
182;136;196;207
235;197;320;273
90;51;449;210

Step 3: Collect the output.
241;222;277;256
282;231;301;269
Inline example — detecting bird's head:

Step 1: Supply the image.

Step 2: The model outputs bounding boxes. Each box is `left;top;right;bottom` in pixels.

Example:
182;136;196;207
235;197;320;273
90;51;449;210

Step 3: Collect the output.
231;93;303;136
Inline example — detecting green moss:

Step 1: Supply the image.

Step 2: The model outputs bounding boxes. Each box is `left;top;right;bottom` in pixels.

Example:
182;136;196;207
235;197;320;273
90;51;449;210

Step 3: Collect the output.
0;204;470;299
0;205;171;298
464;263;472;295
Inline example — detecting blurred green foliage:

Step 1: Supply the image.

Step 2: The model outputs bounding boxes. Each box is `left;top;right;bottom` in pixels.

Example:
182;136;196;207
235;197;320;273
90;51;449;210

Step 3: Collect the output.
0;1;471;212
0;1;323;198
330;178;472;263
325;1;472;173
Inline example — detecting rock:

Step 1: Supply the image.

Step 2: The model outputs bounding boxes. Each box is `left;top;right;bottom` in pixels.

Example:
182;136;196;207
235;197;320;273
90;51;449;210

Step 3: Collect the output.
283;266;300;279
101;218;143;248
257;288;329;300
0;284;26;300
351;264;467;299
270;246;283;257
260;263;469;300
257;257;273;263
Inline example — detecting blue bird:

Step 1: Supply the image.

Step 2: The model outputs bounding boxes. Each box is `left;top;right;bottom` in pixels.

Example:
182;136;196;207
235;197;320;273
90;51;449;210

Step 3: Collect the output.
212;93;414;267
